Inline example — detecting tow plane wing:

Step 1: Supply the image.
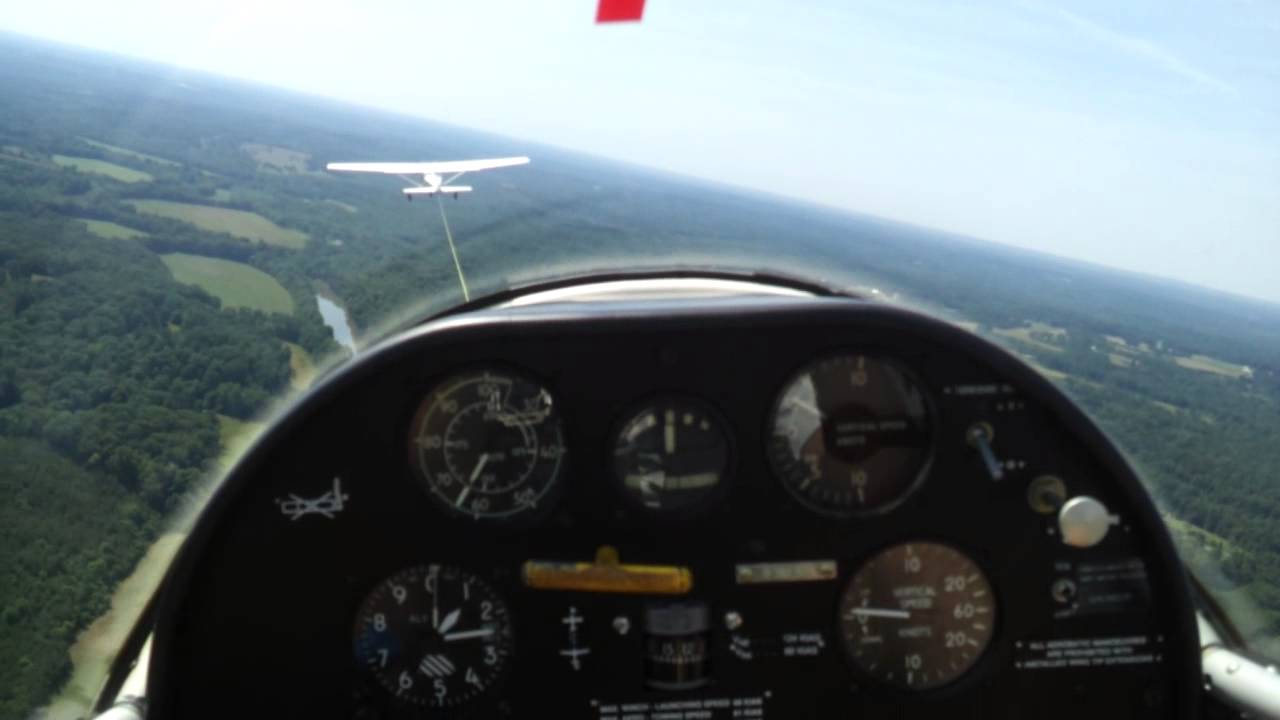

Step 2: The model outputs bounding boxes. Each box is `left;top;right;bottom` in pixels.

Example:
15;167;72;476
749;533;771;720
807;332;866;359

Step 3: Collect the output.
326;156;529;199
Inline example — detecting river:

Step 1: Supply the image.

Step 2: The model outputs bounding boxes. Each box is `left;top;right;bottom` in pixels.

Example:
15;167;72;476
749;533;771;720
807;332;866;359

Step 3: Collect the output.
316;294;356;352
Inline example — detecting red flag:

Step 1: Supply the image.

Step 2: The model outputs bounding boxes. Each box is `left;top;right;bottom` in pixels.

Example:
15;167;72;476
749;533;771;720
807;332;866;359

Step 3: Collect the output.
596;0;645;23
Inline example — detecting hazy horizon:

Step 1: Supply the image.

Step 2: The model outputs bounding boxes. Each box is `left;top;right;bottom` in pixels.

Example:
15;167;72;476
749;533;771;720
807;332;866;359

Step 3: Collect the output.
2;1;1277;304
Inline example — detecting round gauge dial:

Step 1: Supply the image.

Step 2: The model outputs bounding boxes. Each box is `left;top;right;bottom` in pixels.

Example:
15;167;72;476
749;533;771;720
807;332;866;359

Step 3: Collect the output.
409;369;566;520
839;542;995;690
767;355;932;516
613;397;729;513
353;564;514;710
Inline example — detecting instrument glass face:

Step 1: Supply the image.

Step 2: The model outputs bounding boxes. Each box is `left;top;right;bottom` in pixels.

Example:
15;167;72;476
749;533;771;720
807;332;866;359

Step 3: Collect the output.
838;542;996;690
408;369;566;520
353;564;514;710
768;355;933;516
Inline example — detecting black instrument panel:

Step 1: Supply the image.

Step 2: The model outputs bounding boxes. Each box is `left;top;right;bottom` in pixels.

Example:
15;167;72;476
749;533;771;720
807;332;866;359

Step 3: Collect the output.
149;291;1200;719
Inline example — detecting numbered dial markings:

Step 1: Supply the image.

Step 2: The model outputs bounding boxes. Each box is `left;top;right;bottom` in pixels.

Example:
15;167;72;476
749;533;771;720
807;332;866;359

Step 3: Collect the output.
839;542;995;690
353;565;514;710
768;355;932;516
409;369;566;519
613;397;730;513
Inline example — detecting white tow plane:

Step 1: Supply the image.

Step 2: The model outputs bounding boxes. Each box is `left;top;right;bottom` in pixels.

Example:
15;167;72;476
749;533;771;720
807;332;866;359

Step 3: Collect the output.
325;156;530;199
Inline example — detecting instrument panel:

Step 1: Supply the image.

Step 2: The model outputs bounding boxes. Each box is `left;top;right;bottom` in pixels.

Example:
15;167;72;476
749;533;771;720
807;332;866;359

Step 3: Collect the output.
148;282;1200;719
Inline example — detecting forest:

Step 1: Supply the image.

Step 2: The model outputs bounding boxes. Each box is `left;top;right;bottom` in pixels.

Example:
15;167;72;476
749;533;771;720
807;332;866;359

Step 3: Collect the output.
1;32;1279;718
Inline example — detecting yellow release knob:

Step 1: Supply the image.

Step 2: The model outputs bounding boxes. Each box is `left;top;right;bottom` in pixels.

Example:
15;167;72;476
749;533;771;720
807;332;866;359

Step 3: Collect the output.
523;546;693;595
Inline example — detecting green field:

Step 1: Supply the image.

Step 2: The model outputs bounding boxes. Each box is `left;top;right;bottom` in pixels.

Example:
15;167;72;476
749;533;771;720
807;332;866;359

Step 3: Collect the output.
217;414;266;447
161;253;295;314
53;155;153;183
994;321;1067;354
128;200;307;248
1108;353;1135;368
77;218;147;240
242;143;311;173
1030;362;1069;382
1175;353;1253;379
2;145;43;167
79;138;180;166
284;342;316;391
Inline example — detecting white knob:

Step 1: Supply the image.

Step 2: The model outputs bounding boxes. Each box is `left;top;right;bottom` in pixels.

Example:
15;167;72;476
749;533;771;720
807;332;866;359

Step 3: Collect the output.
1058;496;1115;548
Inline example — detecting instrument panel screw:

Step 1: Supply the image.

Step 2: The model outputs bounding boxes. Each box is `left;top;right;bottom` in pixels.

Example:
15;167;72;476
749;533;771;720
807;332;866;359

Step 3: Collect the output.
724;610;744;631
613;616;631;635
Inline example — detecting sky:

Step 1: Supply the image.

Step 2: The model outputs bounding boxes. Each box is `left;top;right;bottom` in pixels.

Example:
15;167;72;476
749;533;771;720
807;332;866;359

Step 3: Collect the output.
4;0;1279;302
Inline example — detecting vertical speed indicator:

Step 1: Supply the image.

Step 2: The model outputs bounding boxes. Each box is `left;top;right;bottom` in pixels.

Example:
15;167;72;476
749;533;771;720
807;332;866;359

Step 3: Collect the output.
839;542;996;690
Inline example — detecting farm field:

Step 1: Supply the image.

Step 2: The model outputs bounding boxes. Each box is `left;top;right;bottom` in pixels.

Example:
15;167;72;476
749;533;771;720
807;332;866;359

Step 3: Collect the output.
78;218;148;239
161;253;296;314
79;137;181;166
127;199;307;248
1176;354;1253;379
53;155;153;183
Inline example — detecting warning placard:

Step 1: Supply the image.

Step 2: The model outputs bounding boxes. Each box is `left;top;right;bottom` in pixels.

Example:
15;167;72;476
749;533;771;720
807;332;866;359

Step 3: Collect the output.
1014;635;1163;671
594;693;770;720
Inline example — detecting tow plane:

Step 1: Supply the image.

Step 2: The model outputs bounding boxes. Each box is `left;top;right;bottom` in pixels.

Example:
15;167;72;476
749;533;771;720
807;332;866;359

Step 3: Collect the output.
326;156;529;199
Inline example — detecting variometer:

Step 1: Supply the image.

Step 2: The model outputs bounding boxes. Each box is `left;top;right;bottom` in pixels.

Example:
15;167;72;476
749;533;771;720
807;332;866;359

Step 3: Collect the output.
838;542;995;690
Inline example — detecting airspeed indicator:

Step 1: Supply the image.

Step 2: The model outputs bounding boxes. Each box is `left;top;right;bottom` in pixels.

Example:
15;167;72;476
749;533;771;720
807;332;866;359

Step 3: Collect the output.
409;368;566;521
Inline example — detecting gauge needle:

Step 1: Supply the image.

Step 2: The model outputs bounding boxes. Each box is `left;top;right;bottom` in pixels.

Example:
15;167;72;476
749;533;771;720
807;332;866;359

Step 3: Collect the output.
438;608;462;635
847;607;912;620
469;454;490;484
636;472;665;495
456;454;490;507
792;399;824;418
444;628;495;642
